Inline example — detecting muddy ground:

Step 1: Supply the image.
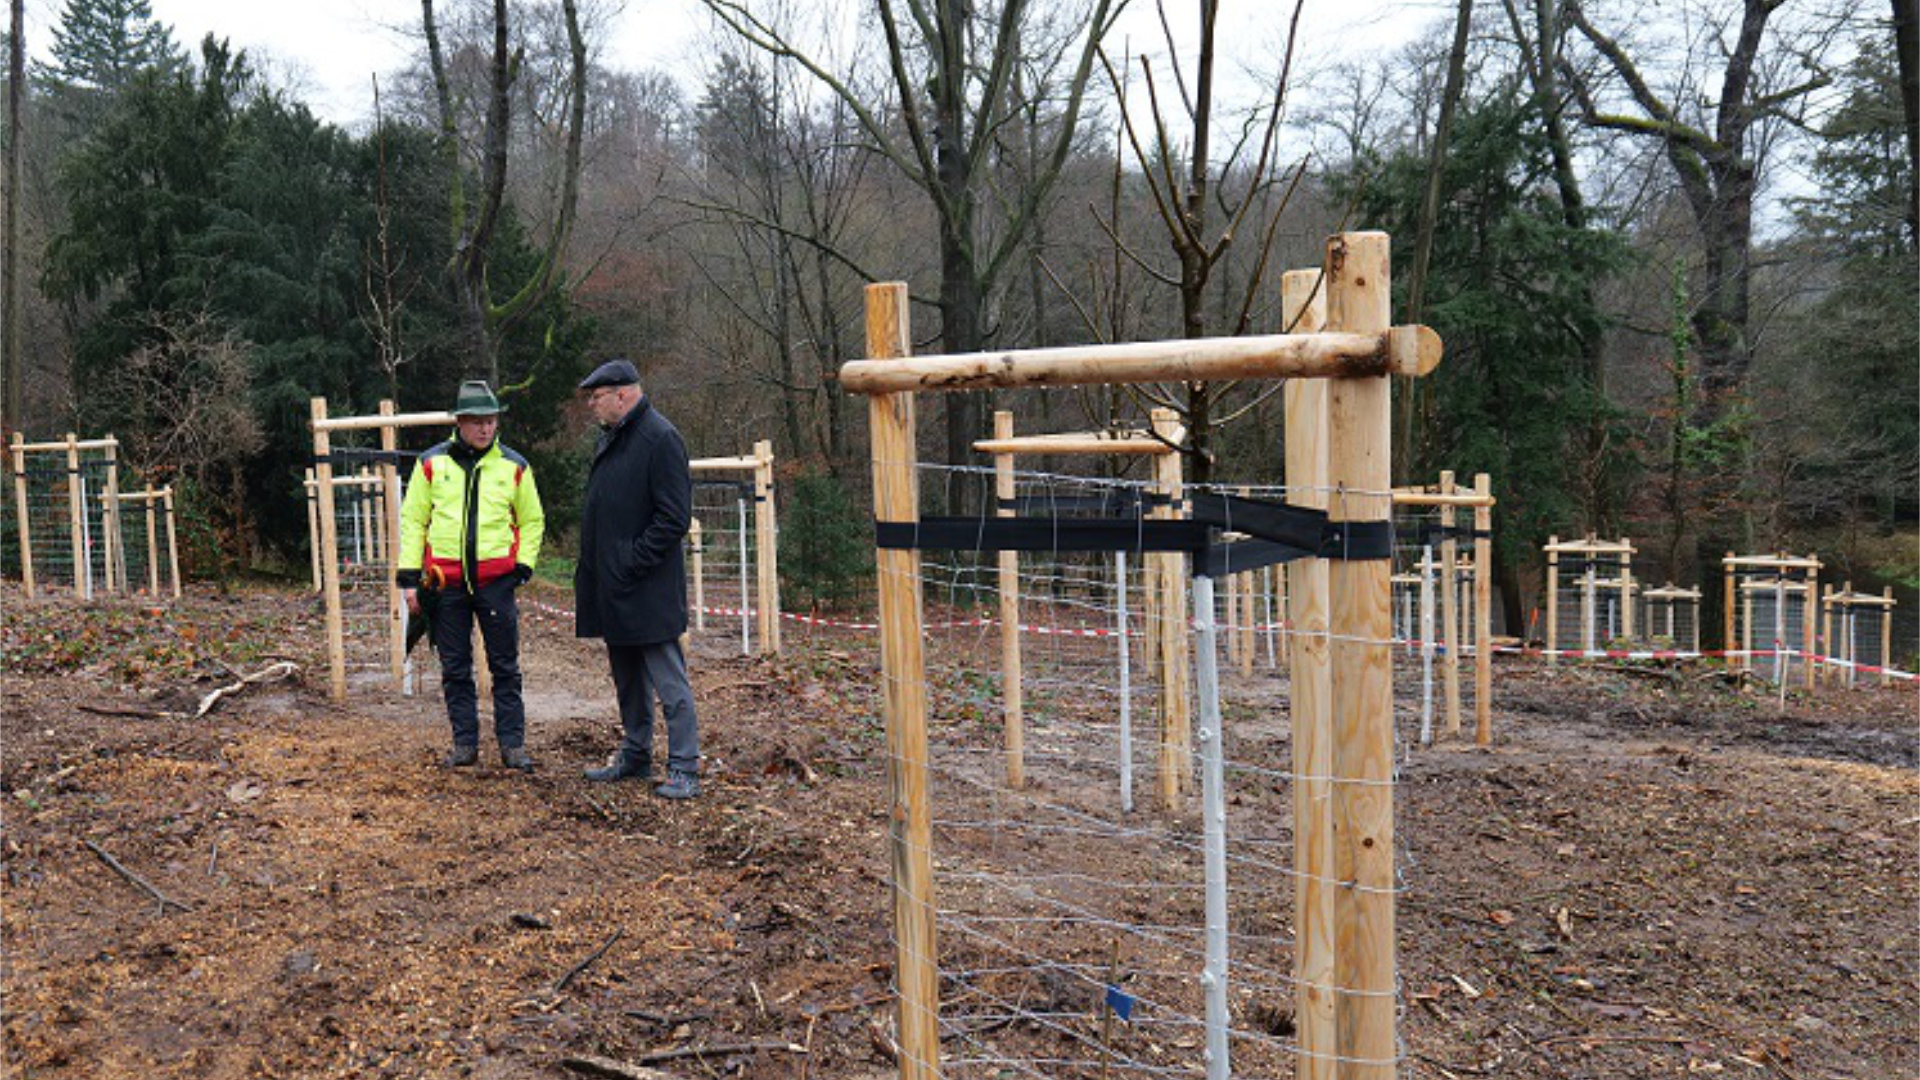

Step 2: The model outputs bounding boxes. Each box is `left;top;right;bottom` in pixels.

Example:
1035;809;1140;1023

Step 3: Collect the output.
1;580;1914;1079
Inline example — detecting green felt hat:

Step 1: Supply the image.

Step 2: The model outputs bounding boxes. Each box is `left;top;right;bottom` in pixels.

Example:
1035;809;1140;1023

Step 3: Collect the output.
451;380;506;417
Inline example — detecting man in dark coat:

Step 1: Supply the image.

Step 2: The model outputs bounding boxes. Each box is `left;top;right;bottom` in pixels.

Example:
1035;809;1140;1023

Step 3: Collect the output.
574;358;701;798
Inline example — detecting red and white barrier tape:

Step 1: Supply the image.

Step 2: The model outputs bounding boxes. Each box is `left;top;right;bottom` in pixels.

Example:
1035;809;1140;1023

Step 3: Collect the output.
526;597;1915;681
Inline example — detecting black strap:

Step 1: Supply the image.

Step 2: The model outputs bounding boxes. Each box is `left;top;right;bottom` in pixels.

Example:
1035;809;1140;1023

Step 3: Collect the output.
1187;491;1394;561
875;516;1211;555
1201;538;1298;578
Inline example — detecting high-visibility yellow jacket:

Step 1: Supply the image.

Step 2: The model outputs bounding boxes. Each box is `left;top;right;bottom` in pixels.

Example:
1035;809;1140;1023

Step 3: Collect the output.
397;438;544;591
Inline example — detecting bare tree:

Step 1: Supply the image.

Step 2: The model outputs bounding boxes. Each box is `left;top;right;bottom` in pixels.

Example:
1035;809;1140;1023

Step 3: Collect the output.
421;0;588;387
700;0;1129;508
5;0;23;433
1093;0;1308;484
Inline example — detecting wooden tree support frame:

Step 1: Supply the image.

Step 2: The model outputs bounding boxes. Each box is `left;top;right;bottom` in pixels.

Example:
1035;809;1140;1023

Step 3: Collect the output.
101;485;183;599
1722;552;1821;689
10;433;128;600
690;443;781;655
1392;474;1496;745
849;232;1432;1080
1544;535;1636;662
1821;583;1896;688
309;399;456;702
1640;583;1703;655
971;411;1187;795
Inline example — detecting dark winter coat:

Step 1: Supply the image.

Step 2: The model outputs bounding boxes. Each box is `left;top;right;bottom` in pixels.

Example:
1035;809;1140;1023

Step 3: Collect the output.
574;396;692;645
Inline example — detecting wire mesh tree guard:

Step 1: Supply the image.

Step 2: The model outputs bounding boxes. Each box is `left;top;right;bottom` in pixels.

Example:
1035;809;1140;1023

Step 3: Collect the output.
687;442;780;656
1543;535;1637;662
1723;552;1821;689
9;432;178;601
1820;583;1897;688
844;232;1439;1080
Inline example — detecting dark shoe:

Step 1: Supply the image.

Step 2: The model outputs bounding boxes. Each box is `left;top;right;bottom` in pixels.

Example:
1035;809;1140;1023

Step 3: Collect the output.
654;770;700;800
501;747;535;772
583;753;651;783
444;744;479;768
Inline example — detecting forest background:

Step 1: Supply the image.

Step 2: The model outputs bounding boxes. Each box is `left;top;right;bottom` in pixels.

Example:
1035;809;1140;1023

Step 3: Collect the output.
2;0;1914;658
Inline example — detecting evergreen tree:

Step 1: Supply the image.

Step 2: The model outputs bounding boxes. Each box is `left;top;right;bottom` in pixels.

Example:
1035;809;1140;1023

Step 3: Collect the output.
33;0;185;127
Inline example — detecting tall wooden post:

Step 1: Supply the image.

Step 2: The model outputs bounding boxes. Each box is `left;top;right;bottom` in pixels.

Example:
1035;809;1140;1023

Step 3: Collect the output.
1620;538;1635;642
1473;473;1493;745
1802;561;1819;690
754;439;781;653
1882;587;1894;688
162;486;181;597
381;402;407;691
690;519;706;631
864;283;940;1080
11;432;34;597
1724;554;1738;675
1439;470;1461;738
1545;537;1560;664
1820;584;1835;688
312;399;348;701
66;433;86;598
143;485;160;595
1151;407;1191;808
993;410;1025;788
1324;231;1396;1080
1281;266;1335;1080
102;438;121;594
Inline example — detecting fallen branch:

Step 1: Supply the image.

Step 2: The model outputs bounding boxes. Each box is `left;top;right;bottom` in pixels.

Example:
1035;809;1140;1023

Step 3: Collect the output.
78;703;169;719
636;1041;806;1065
552;928;623;995
192;661;299;719
82;838;193;914
559;1056;680;1080
1533;1032;1689;1049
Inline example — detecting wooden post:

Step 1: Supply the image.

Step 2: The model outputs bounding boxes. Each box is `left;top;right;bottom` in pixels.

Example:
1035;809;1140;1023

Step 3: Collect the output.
11;432;33;597
1620;538;1635;642
690;519;706;632
994;410;1025;789
753;439;782;654
1439;471;1460;738
143;485;160;595
1324;232;1396;1080
864;283;940;1080
1473;473;1493;745
1803;560;1819;690
381;402;407;692
312;399;348;701
66;434;86;598
162;486;181;597
1820;584;1834;688
1546;537;1560;664
1151;407;1190;808
1724;554;1738;675
1882;587;1895;688
102;438;122;594
306;468;322;591
1281;265;1334;1080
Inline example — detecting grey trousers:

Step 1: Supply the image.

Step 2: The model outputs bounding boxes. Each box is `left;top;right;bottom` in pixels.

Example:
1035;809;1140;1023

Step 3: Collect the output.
606;641;699;774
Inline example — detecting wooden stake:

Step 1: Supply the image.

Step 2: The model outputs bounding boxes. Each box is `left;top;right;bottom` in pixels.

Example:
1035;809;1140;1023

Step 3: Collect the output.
1281;266;1335;1080
312;398;347;702
306;468;321;591
754;439;781;654
1439;471;1460;738
1724;553;1738;676
1546;537;1559;665
144;485;160;595
994;410;1024;789
102;437;121;594
863;283;940;1080
1883;587;1894;688
381;402;406;692
1324;231;1396;1080
1621;537;1635;642
12;432;34;597
1151;408;1190;808
66;433;86;598
162;486;181;598
690;519;706;632
1803;560;1819;690
1473;473;1493;745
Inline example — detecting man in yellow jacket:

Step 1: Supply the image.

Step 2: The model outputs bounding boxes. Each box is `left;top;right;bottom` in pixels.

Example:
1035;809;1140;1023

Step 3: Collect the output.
397;381;546;770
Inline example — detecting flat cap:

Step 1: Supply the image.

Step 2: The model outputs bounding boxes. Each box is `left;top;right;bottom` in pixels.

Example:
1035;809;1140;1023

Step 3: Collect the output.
578;358;640;390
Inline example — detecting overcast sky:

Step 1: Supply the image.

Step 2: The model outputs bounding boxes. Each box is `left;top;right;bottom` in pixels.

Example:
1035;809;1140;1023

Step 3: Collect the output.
20;0;1447;128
